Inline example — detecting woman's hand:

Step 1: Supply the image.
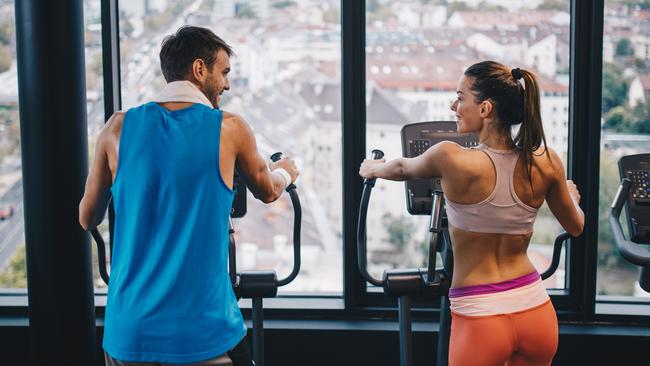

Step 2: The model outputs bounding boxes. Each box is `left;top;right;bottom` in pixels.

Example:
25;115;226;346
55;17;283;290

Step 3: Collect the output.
359;158;386;180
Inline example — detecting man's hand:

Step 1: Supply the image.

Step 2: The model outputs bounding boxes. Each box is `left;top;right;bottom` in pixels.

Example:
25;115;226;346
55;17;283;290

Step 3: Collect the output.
269;156;299;183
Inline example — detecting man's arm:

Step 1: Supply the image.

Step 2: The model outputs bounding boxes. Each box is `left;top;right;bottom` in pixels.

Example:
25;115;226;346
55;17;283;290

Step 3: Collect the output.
228;114;298;203
79;120;115;231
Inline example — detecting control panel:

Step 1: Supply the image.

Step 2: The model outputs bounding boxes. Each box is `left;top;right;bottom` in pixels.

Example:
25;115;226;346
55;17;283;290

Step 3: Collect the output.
619;154;650;244
401;121;479;215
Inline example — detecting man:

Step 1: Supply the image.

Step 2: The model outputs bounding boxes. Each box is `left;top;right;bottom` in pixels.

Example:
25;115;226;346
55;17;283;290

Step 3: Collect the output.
79;26;298;366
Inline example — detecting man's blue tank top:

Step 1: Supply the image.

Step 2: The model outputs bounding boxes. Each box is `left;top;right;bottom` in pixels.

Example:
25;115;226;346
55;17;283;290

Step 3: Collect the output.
104;102;246;363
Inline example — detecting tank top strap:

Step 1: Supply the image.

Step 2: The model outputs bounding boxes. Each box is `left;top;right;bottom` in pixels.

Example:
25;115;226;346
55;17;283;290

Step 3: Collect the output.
478;145;521;206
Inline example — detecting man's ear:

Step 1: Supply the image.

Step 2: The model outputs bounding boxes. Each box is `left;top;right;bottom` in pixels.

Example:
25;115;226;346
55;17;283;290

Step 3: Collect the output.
191;59;206;81
480;100;493;118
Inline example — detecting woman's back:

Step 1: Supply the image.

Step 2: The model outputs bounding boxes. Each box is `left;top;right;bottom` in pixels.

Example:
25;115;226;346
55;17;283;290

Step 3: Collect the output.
441;143;557;288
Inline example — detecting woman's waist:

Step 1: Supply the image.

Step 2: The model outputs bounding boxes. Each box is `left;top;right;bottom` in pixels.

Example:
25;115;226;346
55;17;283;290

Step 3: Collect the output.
449;277;550;317
449;268;550;317
450;247;537;289
450;269;541;296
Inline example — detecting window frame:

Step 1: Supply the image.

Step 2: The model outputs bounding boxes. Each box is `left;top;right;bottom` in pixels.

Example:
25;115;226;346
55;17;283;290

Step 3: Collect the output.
71;0;650;325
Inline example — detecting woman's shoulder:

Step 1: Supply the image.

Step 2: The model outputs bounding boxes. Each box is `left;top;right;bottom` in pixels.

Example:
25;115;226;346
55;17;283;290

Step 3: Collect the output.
440;142;492;177
435;140;480;155
435;141;483;164
530;145;565;179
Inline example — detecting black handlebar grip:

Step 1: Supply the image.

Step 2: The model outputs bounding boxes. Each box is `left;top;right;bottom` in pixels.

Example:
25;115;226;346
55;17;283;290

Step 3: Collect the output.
271;152;283;162
371;149;384;160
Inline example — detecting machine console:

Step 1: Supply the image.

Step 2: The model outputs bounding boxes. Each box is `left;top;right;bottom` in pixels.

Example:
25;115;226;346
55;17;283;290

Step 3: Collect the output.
401;121;479;215
619;154;650;244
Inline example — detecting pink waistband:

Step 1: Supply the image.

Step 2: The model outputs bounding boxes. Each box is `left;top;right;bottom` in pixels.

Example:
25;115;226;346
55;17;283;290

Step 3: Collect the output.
449;271;540;298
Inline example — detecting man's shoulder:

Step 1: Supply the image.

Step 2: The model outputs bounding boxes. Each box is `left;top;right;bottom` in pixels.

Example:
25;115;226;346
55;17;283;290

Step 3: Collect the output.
221;110;243;125
221;111;251;132
98;111;126;144
106;111;126;131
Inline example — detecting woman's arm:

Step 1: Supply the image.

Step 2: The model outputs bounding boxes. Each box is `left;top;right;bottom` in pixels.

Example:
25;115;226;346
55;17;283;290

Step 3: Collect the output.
545;148;585;237
359;141;458;181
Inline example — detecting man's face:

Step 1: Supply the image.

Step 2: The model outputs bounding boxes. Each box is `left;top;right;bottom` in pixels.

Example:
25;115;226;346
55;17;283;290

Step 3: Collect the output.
200;49;231;108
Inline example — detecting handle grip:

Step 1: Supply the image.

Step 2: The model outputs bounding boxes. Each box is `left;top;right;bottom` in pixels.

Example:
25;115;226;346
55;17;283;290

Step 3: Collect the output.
270;152;296;191
363;149;385;188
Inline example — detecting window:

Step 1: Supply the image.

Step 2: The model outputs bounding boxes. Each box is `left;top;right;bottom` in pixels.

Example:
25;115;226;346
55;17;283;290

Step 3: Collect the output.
364;0;571;291
0;0;110;293
118;0;342;293
597;0;650;301
0;0;25;290
83;0;110;290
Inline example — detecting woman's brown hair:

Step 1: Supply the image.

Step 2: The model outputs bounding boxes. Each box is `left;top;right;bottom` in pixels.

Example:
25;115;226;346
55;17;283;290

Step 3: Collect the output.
464;60;550;188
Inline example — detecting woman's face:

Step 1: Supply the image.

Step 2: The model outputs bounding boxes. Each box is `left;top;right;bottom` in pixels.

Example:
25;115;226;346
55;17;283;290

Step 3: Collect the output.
450;75;483;134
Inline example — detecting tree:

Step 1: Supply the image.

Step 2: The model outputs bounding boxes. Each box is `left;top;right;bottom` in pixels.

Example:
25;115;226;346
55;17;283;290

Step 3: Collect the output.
382;213;416;251
0;20;14;46
538;0;569;11
623;0;650;10
120;11;134;38
144;11;173;34
323;8;340;24
603;106;633;132
631;97;650;134
89;52;103;77
615;38;634;57
0;43;11;73
236;3;258;19
447;2;471;13
0;244;27;288
273;1;296;8
601;63;629;114
367;0;381;13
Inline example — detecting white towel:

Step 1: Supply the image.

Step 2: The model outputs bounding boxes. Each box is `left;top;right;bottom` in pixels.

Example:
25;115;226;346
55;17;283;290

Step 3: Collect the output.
152;80;213;108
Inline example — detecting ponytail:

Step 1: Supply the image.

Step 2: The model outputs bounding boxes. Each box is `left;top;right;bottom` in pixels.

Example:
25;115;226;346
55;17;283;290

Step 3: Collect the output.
464;61;551;190
516;69;550;188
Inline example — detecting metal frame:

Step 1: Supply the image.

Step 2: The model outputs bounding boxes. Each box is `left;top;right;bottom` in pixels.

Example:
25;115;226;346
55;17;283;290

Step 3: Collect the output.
14;0;98;363
562;0;605;319
97;0;646;324
101;0;122;250
342;0;368;309
6;0;650;329
343;0;611;320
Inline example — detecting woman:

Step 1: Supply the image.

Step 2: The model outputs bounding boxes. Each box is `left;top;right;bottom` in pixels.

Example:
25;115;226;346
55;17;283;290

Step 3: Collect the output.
359;61;584;366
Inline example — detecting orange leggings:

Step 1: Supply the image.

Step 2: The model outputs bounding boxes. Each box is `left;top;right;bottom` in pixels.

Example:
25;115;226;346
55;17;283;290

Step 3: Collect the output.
449;300;558;366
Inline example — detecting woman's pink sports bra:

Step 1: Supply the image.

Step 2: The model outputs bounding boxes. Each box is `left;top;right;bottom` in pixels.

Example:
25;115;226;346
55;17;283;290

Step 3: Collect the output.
445;145;539;235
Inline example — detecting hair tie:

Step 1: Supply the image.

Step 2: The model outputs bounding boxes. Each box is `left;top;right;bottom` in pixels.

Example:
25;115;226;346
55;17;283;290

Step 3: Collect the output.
511;68;523;80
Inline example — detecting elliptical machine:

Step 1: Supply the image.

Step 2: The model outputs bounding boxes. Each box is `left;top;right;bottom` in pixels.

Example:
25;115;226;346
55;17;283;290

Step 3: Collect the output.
91;152;302;366
228;152;302;366
609;153;650;291
357;121;572;366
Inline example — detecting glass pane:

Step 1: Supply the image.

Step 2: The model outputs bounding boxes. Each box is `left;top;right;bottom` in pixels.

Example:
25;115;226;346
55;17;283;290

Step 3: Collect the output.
82;0;111;290
118;0;342;293
597;0;650;300
365;0;571;289
0;0;26;290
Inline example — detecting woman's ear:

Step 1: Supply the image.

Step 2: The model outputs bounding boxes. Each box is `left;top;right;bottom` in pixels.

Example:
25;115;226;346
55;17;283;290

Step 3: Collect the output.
479;100;493;118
